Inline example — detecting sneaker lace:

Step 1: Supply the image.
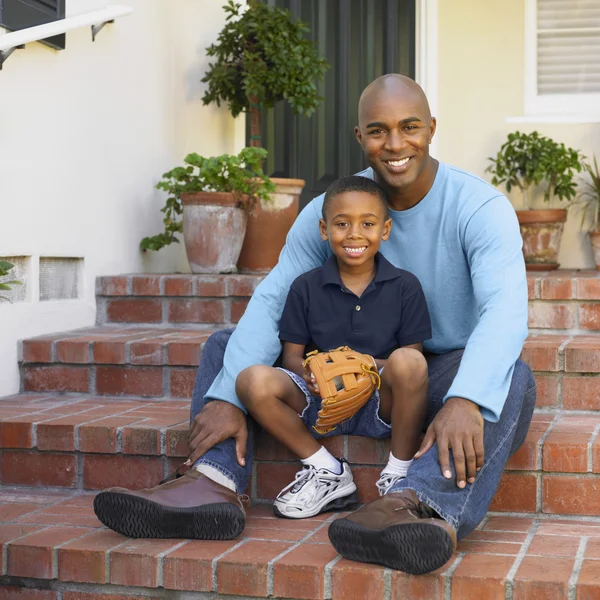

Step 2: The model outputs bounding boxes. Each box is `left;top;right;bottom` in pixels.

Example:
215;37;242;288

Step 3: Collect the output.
376;473;404;496
277;465;317;497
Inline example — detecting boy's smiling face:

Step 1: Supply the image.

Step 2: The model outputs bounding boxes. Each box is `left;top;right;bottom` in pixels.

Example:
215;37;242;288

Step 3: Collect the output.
319;190;392;270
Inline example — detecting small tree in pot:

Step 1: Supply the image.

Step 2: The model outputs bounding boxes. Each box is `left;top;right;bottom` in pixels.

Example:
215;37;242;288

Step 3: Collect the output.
201;0;329;272
141;147;274;273
486;131;583;270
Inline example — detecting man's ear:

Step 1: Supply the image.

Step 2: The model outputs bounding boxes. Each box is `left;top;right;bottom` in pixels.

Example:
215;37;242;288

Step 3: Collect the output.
428;117;437;144
319;218;328;241
354;125;363;147
381;218;392;241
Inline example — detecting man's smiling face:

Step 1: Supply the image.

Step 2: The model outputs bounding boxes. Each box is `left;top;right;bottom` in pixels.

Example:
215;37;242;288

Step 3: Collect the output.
354;79;436;203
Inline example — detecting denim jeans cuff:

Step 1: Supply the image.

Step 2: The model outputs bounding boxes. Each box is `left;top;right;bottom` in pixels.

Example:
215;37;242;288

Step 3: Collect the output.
373;391;392;431
193;458;242;493
389;483;459;532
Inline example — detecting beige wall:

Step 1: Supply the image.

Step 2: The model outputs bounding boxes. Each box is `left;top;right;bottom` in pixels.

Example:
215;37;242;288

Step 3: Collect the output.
0;0;245;396
436;0;600;268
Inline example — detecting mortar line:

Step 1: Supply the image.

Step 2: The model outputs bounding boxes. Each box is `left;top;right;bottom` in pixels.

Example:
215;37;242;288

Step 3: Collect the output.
568;536;588;600
156;539;189;587
505;520;540;600
443;552;464;600
266;512;340;597
588;424;600;473
324;554;343;599
52;527;100;579
211;538;247;592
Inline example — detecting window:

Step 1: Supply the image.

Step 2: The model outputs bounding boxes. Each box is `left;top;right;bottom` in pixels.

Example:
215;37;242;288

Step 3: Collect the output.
0;0;66;49
525;0;600;117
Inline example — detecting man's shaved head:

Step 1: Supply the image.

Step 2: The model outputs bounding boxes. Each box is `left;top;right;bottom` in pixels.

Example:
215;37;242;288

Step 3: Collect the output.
354;74;437;210
357;74;431;126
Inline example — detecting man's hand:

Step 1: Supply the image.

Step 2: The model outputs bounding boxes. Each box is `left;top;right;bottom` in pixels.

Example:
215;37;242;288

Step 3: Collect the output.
414;397;484;488
186;400;248;467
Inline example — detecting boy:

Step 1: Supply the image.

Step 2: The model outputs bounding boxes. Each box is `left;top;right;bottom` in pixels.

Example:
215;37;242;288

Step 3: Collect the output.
235;175;432;519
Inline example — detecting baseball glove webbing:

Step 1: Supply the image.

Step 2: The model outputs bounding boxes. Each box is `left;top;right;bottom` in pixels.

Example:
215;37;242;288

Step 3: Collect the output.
302;346;381;434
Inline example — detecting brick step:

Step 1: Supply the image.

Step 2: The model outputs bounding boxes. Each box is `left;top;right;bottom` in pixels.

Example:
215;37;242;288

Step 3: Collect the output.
20;325;215;398
20;326;600;409
96;273;265;326
0;394;189;491
528;269;600;333
1;488;600;600
95;271;600;331
1;396;600;517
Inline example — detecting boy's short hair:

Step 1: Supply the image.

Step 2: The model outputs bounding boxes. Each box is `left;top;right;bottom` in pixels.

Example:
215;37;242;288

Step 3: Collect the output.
322;176;389;220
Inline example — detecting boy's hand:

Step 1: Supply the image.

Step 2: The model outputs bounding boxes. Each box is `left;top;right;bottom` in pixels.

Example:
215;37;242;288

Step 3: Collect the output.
302;368;320;396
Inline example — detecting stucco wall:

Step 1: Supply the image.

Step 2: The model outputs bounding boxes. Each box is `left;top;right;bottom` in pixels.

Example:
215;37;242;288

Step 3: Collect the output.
436;0;600;269
0;0;245;396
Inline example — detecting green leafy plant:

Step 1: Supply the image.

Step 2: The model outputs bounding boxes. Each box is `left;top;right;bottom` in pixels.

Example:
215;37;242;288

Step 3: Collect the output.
141;146;275;252
486;131;583;209
575;155;600;231
201;0;329;147
0;260;22;302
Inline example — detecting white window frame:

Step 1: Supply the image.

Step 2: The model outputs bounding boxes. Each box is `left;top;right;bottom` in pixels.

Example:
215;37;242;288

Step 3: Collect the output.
524;0;600;119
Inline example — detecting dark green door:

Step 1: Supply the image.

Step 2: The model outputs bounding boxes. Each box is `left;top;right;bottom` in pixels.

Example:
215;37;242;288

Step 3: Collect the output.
253;0;416;209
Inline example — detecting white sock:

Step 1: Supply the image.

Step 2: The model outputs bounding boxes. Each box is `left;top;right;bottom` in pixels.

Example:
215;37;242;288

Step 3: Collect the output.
301;446;342;474
195;464;237;492
382;452;413;478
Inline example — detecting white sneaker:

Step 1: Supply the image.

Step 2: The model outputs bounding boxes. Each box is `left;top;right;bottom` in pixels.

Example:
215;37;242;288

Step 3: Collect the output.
376;472;406;496
273;460;358;519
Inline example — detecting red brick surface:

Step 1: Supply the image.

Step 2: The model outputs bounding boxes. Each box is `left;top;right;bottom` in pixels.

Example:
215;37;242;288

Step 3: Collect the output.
96;366;163;396
106;298;162;323
24;365;89;393
1;451;77;487
82;454;164;490
0;489;598;598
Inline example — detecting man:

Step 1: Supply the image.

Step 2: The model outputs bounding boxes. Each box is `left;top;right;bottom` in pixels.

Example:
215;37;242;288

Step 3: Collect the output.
93;75;536;575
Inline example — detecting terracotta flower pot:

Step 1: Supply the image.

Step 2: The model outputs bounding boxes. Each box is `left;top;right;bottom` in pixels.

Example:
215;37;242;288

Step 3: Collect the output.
516;209;567;271
589;231;600;270
237;178;305;273
181;191;247;274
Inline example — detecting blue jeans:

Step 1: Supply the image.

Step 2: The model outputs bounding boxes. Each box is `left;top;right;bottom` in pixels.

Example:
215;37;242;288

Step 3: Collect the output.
190;329;536;540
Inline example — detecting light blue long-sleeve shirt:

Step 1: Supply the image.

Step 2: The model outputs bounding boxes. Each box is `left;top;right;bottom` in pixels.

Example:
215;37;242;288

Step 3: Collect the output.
206;162;528;422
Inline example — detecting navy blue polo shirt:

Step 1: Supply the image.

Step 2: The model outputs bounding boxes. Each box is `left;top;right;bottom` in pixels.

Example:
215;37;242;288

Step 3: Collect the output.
279;253;432;358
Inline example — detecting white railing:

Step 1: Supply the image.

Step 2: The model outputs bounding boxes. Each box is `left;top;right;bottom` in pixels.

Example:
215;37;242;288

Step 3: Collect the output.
0;4;133;70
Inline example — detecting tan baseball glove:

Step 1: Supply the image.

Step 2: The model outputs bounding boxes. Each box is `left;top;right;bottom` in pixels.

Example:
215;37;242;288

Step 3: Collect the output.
302;346;381;435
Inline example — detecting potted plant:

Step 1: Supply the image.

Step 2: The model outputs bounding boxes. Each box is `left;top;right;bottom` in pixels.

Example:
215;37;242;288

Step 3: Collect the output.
0;260;22;302
576;156;600;269
486;131;583;270
201;0;329;272
141;147;274;274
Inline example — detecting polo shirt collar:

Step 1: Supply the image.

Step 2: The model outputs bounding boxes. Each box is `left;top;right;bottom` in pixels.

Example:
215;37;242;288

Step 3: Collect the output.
319;252;401;287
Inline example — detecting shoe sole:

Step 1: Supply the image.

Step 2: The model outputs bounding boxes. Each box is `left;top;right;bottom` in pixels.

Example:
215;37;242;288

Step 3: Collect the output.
328;518;454;575
93;491;244;540
273;489;359;519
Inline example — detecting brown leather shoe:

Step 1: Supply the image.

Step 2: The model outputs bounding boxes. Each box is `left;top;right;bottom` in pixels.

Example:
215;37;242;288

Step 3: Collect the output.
93;470;245;539
328;490;456;574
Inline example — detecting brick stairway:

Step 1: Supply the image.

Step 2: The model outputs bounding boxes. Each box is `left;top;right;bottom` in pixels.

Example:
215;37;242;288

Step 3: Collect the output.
2;270;600;599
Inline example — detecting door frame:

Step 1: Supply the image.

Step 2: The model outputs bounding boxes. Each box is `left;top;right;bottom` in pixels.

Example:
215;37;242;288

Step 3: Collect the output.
234;0;440;158
415;0;439;157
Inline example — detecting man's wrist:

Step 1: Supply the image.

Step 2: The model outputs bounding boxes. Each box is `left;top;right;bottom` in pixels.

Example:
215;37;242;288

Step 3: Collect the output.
445;396;480;412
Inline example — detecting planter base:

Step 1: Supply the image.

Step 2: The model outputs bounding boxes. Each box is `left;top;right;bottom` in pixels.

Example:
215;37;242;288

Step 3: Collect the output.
517;209;567;271
181;192;247;274
237;178;304;273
